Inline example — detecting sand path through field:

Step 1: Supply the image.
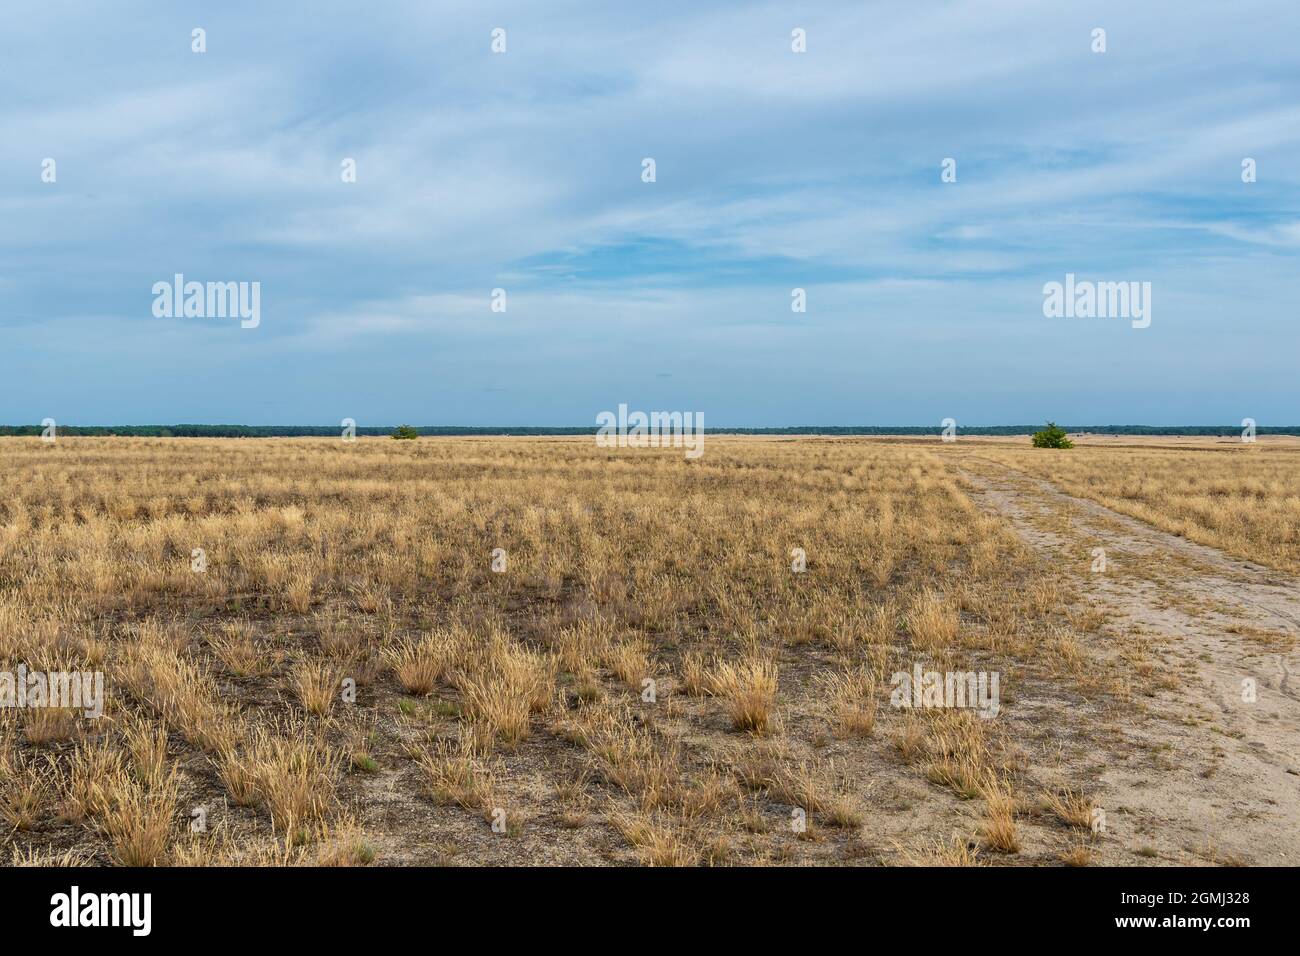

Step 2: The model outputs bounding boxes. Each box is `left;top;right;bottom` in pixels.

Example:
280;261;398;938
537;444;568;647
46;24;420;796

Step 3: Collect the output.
959;456;1300;865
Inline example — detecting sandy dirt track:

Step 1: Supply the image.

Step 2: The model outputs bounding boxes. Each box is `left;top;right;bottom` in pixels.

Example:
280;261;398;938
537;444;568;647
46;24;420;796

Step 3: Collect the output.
960;456;1300;865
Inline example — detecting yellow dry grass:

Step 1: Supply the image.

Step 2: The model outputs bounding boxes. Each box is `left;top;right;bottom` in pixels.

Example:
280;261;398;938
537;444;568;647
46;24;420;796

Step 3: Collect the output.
974;442;1300;573
0;435;1195;865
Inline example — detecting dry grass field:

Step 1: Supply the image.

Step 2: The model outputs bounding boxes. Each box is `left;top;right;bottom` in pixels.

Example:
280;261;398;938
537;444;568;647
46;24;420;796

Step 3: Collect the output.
969;438;1300;574
1;435;1297;866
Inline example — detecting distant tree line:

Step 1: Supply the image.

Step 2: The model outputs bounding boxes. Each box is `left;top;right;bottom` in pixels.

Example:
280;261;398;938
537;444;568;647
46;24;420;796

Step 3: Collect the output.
0;424;1296;437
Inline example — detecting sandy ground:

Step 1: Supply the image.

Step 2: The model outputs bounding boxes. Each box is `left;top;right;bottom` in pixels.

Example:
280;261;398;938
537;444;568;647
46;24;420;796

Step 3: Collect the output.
959;455;1300;865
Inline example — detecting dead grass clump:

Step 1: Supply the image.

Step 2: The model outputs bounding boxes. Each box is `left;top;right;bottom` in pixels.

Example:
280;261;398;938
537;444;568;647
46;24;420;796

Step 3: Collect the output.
248;725;340;832
98;768;180;866
553;618;612;675
866;601;898;645
741;750;862;828
211;622;277;678
605;639;652;692
923;710;999;800
454;634;556;746
766;762;830;818
816;666;877;737
979;776;1021;853
611;810;700;866
905;589;959;652
1060;841;1094;866
564;704;683;811
11;846;93;867
61;741;124;822
123;721;169;791
1042;787;1097;830
121;640;235;753
214;741;262;807
382;630;455;696
284;571;314;614
892;712;926;762
22;707;82;746
314;816;377;866
902;833;983;866
709;656;778;734
1;758;53;831
289;660;342;716
679;651;711;696
417;740;496;811
676;769;737;822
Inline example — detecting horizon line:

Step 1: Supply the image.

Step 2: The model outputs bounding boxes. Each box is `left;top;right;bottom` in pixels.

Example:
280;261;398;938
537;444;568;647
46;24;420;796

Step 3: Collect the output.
1;423;1293;435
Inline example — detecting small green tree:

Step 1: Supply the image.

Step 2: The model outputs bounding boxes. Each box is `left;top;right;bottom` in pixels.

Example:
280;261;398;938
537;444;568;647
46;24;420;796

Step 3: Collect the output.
1031;422;1073;448
391;424;419;440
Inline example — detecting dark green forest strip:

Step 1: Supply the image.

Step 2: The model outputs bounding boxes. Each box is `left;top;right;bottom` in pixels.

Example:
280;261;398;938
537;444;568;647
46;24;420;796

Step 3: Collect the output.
1;425;1296;438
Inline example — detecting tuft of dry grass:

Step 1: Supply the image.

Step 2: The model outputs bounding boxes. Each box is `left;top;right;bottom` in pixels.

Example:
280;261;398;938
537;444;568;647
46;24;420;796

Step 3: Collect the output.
903;833;983;866
284;571;314;614
211;622;277;678
816;665;877;737
740;749;862;828
866;601;898;645
552;619;612;676
1;759;52;831
905;588;959;652
611;810;700;867
605;639;652;692
22;707;82;746
709;657;778;734
892;712;926;762
979;776;1021;853
922;710;1003;801
1060;842;1094;866
679;651;711;696
124;720;169;790
61;741;123;822
98;768;180;866
121;639;235;754
289;660;342;716
248;724;340;833
382;630;455;696
564;704;684;812
11;846;93;866
1042;787;1097;830
213;740;262;807
314;816;377;866
454;634;555;746
417;740;496;811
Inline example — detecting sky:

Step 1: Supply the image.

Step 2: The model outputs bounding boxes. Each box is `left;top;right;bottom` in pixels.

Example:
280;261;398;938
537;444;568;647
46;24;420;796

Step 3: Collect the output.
2;0;1297;426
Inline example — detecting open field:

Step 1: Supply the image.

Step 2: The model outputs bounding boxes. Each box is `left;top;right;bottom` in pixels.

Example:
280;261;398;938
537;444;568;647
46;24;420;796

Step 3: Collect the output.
966;441;1300;574
1;436;1296;866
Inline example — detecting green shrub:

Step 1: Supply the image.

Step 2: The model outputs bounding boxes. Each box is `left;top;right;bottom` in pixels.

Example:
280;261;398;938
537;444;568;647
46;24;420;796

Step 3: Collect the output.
1031;422;1073;449
391;425;420;441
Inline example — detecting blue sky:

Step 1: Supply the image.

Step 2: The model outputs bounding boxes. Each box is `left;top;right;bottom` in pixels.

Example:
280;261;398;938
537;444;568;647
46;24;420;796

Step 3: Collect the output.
2;0;1297;426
